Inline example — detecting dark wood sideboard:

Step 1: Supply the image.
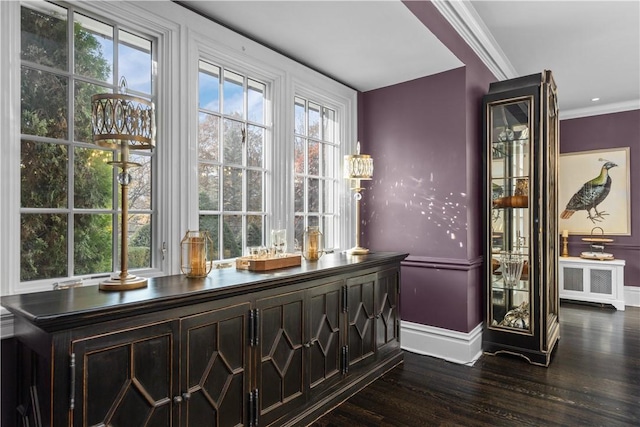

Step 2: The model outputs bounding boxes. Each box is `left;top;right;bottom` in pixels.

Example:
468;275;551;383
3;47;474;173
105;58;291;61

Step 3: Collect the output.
1;252;407;427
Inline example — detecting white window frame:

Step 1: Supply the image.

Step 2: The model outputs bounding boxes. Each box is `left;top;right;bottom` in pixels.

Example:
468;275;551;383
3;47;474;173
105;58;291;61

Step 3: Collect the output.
189;31;357;255
0;0;179;295
293;93;342;250
293;78;358;252
196;58;272;259
1;0;357;302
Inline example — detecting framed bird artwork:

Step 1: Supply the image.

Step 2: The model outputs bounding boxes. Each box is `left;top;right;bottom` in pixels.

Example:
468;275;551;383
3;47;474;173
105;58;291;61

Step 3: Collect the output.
559;147;630;235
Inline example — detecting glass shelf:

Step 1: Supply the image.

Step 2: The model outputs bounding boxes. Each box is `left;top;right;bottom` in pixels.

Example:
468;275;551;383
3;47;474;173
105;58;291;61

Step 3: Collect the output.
491;279;530;292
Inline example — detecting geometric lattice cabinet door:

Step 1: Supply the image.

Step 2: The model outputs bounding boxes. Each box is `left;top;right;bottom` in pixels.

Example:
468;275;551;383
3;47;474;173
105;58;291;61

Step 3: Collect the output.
72;321;177;427
347;274;376;368
375;269;400;348
181;303;251;427
307;282;343;396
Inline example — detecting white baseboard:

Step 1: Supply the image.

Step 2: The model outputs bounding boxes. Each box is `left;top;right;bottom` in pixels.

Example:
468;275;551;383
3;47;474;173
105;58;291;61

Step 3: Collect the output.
625;286;640;307
401;320;483;366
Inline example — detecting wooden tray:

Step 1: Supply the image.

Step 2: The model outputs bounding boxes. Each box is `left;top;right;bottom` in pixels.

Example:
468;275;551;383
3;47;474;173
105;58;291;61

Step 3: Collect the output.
581;237;614;243
236;254;302;271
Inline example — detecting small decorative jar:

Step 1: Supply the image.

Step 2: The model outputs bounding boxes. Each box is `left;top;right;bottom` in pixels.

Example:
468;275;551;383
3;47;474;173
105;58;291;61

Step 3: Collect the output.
180;230;213;278
302;226;323;261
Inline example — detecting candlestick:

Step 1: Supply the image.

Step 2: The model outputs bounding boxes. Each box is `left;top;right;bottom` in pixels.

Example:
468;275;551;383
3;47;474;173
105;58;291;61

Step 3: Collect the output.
561;235;569;257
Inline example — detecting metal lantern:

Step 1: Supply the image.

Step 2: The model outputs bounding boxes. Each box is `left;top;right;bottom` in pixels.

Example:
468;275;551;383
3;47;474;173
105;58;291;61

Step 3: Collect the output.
180;230;213;278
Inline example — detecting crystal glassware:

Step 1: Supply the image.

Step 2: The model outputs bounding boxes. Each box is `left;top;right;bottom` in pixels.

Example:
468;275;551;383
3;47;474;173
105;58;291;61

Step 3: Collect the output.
500;250;524;288
271;228;287;257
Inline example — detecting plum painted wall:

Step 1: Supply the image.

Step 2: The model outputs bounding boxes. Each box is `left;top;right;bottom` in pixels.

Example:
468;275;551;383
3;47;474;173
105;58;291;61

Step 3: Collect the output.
360;68;476;332
359;1;497;333
560;110;640;286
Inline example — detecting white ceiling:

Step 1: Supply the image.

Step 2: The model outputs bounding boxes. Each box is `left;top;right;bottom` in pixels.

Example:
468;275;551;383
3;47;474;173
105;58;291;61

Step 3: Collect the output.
179;0;640;118
470;0;640;117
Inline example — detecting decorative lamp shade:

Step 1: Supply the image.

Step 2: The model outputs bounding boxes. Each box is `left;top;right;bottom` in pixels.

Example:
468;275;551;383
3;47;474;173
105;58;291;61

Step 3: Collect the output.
91;78;155;150
344;141;373;180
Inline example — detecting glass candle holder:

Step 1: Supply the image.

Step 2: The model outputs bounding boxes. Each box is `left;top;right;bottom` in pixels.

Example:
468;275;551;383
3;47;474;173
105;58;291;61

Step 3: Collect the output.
180;230;213;278
303;226;323;261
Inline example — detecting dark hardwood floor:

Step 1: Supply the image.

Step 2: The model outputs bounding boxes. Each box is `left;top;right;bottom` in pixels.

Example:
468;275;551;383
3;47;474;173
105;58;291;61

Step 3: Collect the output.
312;302;640;426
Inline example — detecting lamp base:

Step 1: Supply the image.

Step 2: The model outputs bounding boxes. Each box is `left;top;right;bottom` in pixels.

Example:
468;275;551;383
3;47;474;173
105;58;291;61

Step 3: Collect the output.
99;274;148;291
347;246;370;256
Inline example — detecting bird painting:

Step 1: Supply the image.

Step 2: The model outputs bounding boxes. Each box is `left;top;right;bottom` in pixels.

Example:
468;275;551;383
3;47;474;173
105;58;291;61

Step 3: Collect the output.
560;161;617;223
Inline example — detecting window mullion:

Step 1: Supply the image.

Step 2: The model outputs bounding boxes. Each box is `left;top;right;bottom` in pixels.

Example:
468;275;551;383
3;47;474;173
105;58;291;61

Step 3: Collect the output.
219;67;225;258
67;6;75;278
243;74;248;247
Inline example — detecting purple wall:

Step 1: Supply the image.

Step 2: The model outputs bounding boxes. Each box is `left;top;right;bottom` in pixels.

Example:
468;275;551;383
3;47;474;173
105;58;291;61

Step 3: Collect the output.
359;1;496;333
360;68;467;259
560;110;640;285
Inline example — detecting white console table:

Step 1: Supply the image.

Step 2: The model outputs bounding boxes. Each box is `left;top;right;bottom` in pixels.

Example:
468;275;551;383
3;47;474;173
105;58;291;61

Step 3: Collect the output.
559;257;625;310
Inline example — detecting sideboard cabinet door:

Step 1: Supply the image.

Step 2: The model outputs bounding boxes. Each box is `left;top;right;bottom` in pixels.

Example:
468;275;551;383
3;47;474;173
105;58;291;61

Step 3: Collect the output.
375;268;401;355
306;281;344;399
346;273;377;369
256;291;305;426
180;303;251;427
70;321;179;427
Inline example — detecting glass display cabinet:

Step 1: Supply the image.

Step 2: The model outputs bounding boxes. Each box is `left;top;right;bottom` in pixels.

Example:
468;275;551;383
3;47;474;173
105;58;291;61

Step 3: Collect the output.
482;70;560;366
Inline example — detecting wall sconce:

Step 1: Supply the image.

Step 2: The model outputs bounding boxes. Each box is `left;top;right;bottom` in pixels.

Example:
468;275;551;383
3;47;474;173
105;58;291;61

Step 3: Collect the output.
91;77;155;291
344;141;374;255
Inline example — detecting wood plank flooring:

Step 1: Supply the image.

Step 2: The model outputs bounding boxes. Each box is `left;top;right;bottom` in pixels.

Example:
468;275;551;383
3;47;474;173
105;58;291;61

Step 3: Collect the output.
312;302;640;426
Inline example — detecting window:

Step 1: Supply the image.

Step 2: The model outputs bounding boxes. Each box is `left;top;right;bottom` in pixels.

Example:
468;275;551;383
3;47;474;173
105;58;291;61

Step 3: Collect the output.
197;60;269;259
294;97;339;249
19;1;155;281
3;0;356;297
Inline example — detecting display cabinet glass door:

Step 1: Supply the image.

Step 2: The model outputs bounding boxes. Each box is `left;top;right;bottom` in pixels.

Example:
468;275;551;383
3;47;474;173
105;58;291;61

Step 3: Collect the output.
489;98;532;332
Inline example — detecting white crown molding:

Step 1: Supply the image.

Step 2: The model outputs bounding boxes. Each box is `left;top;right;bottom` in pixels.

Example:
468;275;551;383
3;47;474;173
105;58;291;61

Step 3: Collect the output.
431;0;517;81
560;100;640;120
